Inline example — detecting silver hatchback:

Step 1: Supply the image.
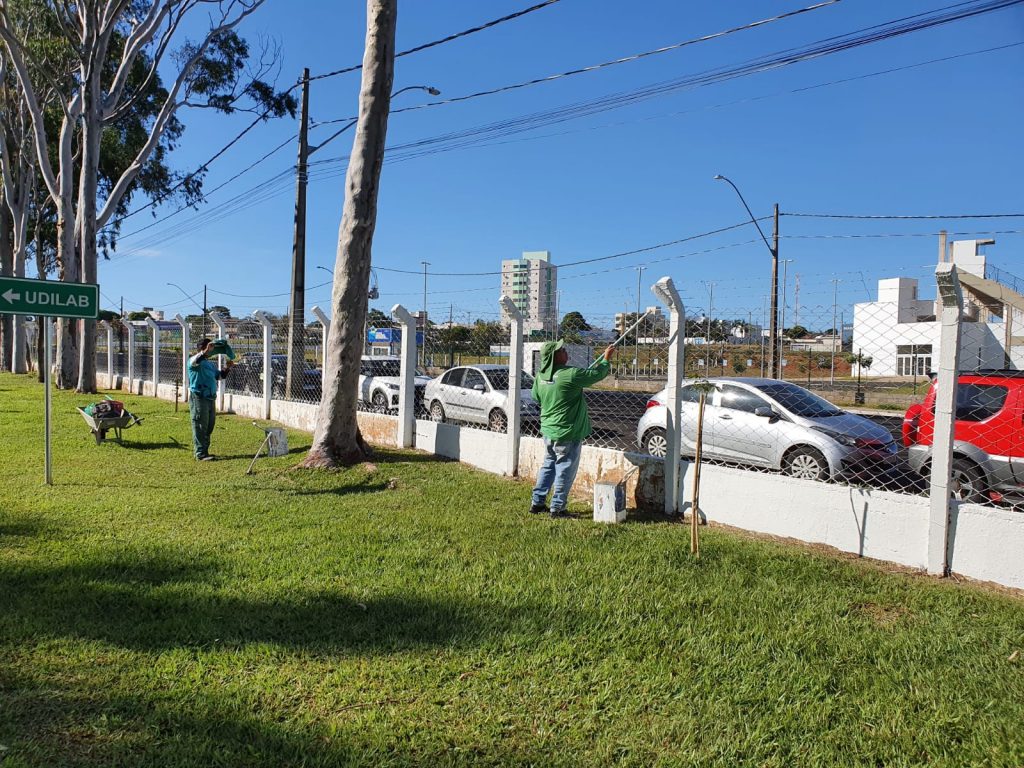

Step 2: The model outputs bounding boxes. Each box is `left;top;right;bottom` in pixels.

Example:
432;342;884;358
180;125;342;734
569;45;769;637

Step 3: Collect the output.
423;365;539;432
637;378;898;481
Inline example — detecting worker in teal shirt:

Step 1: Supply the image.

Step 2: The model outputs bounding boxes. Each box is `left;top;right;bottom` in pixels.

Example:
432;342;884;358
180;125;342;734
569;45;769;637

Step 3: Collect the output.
530;339;615;517
188;338;232;461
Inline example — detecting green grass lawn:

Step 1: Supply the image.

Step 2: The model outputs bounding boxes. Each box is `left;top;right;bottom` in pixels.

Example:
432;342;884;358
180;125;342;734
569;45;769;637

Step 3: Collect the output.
1;372;1022;767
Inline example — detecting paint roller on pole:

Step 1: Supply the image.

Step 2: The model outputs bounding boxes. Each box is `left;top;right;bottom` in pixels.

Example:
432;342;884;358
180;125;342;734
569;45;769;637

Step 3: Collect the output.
586;309;655;370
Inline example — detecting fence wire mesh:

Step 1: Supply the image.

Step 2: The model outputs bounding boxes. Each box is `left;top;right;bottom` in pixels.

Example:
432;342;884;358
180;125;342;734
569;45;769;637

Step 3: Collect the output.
418;314;522;432
158;328;183;386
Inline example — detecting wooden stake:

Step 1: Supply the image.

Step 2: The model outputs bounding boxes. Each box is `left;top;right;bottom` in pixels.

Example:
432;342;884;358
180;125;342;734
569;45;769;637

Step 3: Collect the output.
691;390;705;557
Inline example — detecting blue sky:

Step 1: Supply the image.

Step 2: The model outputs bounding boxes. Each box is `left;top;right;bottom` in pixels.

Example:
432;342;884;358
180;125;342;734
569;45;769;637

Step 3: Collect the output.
99;0;1024;330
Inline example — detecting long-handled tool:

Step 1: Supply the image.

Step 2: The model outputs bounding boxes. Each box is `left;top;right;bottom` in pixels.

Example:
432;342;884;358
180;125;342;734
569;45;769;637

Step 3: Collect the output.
586;309;655;369
245;421;275;475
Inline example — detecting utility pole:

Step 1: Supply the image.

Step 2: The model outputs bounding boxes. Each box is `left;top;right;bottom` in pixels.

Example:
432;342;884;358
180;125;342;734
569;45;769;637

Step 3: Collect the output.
830;278;839;386
203;284;208;338
286;67;311;400
635;266;645;380
770;203;780;379
420;261;429;367
119;296;124;355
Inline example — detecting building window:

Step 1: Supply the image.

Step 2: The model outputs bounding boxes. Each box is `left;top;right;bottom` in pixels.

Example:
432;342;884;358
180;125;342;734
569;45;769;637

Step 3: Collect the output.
895;344;932;376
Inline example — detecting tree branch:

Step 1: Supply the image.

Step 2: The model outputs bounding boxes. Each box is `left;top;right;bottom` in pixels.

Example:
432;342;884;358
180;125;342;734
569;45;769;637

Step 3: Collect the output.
97;0;267;227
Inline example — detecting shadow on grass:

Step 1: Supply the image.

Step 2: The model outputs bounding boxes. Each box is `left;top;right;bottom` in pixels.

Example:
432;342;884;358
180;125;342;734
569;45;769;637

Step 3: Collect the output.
0;548;581;655
1;667;562;768
111;439;188;451
284;481;392;497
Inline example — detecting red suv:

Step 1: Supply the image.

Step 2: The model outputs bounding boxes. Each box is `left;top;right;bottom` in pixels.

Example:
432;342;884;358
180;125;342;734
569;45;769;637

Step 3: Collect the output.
903;370;1024;503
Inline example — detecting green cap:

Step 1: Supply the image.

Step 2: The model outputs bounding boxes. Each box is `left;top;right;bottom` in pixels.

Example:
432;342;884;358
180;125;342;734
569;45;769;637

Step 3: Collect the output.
537;339;565;381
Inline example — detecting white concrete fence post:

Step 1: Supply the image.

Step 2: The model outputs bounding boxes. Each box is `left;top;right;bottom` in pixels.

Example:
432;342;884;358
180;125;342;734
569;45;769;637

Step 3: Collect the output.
145;317;160;395
125;321;137;389
652;276;685;516
209;311;228;412
175;314;190;403
500;295;524;477
928;263;965;576
97;321;110;384
252;310;273;420
104;321;114;387
391;303;416;449
311;305;330;368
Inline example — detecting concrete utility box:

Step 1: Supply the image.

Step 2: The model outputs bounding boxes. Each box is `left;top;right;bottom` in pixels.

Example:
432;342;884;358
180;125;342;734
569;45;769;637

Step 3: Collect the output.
524;342;593;377
266;428;288;457
593;481;627;523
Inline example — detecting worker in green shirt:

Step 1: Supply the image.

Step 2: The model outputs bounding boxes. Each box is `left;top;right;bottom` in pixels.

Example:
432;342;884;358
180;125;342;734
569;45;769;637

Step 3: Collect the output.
530;339;615;517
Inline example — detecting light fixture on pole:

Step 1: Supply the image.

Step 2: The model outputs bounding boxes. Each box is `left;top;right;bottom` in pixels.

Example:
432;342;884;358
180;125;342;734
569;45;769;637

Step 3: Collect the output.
713;174;780;378
166;282;207;336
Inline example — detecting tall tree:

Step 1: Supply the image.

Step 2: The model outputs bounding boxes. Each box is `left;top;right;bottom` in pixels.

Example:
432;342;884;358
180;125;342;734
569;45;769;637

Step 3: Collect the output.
0;49;40;373
0;0;293;391
303;0;396;468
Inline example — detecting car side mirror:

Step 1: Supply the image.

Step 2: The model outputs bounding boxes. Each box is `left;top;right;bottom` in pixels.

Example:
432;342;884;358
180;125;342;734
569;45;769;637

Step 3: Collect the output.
473;384;485;392
754;406;780;423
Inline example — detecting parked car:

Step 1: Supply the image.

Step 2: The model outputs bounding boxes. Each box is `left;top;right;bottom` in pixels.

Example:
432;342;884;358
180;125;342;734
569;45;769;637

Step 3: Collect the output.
638;377;898;481
903;370;1024;503
359;356;432;412
229;354;322;400
423;364;539;432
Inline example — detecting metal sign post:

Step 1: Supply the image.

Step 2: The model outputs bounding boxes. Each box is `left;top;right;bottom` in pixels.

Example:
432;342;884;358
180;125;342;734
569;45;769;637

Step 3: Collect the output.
44;317;52;485
0;276;100;485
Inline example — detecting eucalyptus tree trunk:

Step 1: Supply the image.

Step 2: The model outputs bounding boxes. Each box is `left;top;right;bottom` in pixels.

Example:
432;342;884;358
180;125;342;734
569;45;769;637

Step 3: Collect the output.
0;196;11;372
303;0;396;468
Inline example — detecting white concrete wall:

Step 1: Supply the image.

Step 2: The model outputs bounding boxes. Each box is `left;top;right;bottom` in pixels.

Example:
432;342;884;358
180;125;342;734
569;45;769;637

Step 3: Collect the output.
949;503;1024;590
679;462;931;568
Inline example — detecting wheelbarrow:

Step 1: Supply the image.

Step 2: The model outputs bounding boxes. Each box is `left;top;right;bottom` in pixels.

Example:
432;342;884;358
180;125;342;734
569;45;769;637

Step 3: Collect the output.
76;405;143;445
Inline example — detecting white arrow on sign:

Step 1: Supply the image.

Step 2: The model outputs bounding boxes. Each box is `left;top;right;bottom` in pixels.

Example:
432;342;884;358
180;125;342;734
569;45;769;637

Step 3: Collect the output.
2;289;21;303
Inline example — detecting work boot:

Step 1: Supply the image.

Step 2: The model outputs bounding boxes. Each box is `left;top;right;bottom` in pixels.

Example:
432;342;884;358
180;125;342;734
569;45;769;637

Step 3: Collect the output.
529;503;548;515
549;508;571;519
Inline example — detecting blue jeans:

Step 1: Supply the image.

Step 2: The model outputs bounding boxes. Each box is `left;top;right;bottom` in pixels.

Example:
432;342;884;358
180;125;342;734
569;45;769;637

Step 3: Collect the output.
532;438;583;512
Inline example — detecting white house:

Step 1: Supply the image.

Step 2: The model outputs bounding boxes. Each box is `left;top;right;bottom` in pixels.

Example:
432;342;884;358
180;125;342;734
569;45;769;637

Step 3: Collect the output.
852;239;1024;377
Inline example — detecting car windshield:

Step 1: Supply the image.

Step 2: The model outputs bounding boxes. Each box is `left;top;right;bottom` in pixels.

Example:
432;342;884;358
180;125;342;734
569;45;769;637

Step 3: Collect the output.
754;382;844;417
483;369;535;391
368;360;402;377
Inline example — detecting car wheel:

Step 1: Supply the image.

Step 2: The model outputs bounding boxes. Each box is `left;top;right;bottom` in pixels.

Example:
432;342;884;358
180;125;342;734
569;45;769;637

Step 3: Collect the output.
489;409;508;433
784;446;829;481
950;457;986;504
371;391;389;411
643;427;668;458
430;401;446;423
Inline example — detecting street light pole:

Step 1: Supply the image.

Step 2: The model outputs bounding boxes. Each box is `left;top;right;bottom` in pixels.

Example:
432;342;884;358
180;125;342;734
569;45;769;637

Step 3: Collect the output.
713;175;779;379
830;278;839;386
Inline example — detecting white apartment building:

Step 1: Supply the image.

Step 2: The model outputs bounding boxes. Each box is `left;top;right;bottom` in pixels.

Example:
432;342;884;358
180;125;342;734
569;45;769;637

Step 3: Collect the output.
852;239;1024;377
501;250;557;335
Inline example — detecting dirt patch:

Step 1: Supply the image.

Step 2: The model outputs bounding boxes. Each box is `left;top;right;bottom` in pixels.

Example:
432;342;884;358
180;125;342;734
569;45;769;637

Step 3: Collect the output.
852;601;912;627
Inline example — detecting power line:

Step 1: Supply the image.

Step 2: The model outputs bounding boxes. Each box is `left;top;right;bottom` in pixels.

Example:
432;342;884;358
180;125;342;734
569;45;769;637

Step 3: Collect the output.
309;0;563;83
372;219;768;277
103;0;563;232
783;211;1024;220
312;1;841;128
110;1;1024;256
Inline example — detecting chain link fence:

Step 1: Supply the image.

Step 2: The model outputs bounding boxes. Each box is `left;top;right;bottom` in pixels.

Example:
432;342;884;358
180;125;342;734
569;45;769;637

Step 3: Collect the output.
418;314;521;432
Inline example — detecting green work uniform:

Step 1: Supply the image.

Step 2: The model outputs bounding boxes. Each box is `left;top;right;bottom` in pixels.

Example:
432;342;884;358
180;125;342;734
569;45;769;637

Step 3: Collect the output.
531;358;611;442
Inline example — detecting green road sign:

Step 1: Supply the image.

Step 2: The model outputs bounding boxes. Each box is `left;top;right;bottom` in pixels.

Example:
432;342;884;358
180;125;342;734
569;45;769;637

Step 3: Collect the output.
0;276;98;319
